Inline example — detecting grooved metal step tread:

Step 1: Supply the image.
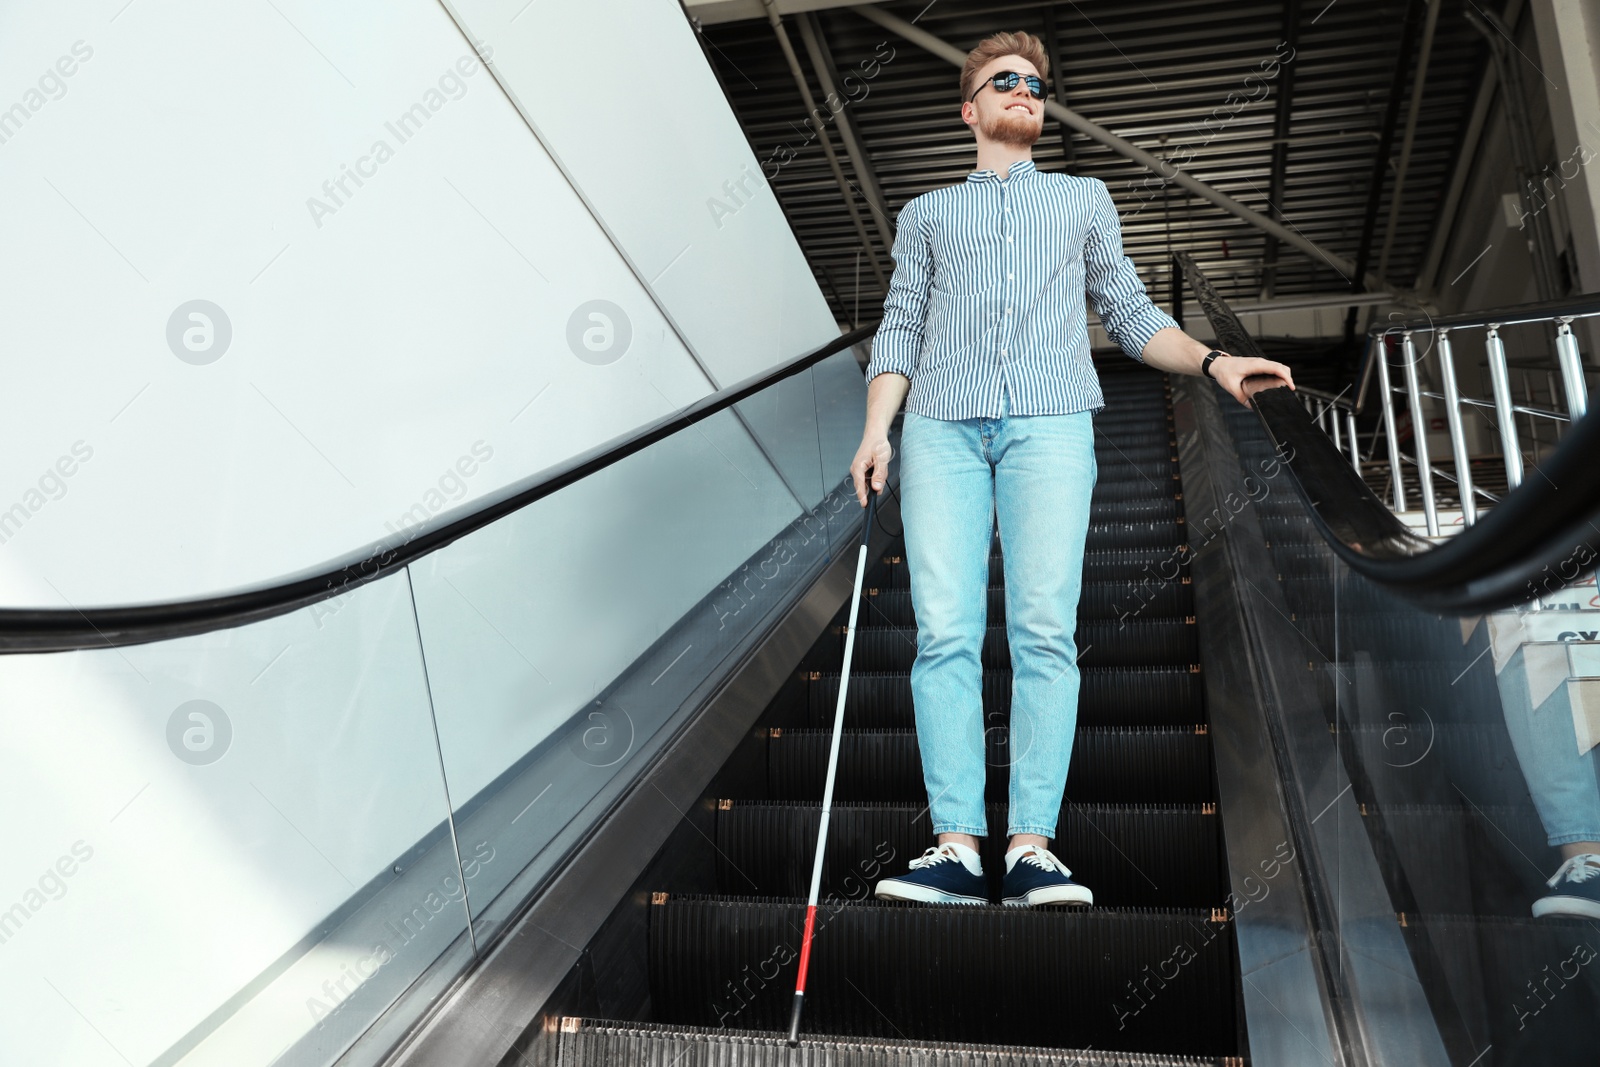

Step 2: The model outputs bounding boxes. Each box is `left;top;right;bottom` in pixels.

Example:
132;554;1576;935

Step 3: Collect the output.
846;620;1198;671
869;581;1193;625
882;551;1191;589
712;800;1225;908
765;726;1215;804
804;667;1204;728
547;1017;1241;1066
648;895;1239;1056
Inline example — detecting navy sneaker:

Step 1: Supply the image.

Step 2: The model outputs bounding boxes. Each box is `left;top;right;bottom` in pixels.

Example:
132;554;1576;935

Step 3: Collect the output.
874;841;988;905
1533;854;1600;919
1001;845;1093;907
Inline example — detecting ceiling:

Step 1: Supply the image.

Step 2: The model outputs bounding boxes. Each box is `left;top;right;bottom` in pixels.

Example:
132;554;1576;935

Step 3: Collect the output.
686;0;1494;334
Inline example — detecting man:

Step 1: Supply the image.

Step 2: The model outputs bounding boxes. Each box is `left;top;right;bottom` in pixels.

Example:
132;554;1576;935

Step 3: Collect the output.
851;30;1294;907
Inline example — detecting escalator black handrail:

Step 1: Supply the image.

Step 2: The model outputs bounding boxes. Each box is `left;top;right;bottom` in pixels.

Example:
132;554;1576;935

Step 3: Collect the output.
0;324;878;653
1176;250;1600;613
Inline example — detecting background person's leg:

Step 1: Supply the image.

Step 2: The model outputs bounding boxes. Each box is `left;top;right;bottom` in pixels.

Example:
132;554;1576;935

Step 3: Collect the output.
992;410;1096;843
899;410;997;844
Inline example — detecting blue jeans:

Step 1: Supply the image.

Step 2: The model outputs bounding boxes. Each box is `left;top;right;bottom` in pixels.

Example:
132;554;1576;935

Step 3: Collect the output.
1498;646;1600;846
898;392;1096;839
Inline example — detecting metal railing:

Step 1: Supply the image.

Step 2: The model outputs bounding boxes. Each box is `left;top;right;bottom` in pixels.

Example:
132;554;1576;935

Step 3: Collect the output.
1173;249;1600;612
1360;300;1597;536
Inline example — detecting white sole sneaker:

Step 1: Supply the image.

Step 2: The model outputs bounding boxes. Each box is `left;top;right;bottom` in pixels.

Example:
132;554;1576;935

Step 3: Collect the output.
874;879;988;905
1003;884;1094;907
1532;894;1600;919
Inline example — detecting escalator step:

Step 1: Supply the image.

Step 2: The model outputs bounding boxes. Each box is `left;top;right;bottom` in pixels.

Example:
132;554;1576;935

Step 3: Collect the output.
990;520;1183;552
883;550;1196;591
1256;518;1321;545
1076;577;1192;619
550;1018;1237;1066
648;896;1238;1056
1093;440;1174;453
1092;472;1183;491
713;800;1224;908
1086;496;1184;522
1093;521;1182;550
1094;443;1176;460
882;549;1189;590
805;667;1204;728
1094;444;1171;460
849;620;1198;671
766;726;1214;803
1092;443;1175;460
1095;463;1179;482
1078;547;1190;580
1093;420;1169;430
868;580;1192;626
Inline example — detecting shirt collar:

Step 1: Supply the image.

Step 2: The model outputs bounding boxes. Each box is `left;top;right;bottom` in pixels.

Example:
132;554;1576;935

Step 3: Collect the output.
966;158;1038;184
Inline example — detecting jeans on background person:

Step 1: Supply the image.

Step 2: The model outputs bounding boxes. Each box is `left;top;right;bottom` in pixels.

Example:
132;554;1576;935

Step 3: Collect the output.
1497;647;1600;847
898;389;1097;839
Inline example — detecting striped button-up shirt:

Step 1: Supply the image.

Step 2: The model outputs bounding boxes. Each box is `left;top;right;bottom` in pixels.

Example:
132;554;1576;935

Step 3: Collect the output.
865;158;1180;419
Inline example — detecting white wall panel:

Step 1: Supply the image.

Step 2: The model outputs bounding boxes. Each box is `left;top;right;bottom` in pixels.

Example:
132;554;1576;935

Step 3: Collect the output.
445;0;842;391
0;0;853;611
411;406;799;806
0;573;452;1066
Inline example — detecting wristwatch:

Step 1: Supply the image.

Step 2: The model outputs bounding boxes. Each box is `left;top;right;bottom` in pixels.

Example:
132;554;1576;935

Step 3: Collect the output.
1200;349;1228;379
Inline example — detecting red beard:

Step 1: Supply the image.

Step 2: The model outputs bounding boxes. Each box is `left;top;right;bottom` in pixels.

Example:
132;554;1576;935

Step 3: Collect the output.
982;106;1041;147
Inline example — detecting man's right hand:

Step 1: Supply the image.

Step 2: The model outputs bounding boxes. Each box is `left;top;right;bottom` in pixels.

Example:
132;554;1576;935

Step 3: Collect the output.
852;371;910;506
851;435;892;506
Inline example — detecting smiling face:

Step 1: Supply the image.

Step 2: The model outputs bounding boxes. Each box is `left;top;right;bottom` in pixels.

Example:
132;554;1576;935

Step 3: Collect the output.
962;54;1044;148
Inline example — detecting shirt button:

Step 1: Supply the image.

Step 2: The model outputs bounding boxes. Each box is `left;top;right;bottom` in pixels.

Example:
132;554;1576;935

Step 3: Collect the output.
1000;350;1007;356
1007;236;1014;242
1008;273;1014;280
1005;307;1012;314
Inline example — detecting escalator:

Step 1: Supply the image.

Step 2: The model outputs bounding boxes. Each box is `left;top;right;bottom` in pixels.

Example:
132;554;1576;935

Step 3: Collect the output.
543;363;1248;1064
1222;393;1600;1064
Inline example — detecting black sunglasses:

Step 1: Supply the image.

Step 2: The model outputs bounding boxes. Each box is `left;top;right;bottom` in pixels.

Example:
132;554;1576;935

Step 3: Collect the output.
968;70;1045;104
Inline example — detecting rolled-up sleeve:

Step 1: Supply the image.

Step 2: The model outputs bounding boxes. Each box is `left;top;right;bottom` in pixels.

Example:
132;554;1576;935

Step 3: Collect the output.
1084;178;1180;362
864;197;931;385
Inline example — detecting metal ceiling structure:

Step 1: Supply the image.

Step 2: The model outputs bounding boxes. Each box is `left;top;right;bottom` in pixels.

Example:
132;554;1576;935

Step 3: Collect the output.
686;0;1500;338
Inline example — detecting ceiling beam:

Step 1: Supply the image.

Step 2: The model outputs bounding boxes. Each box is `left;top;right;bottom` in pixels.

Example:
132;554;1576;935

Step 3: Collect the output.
1342;0;1426;343
1040;6;1077;171
1259;0;1302;299
796;10;892;235
758;0;891;295
1376;0;1444;283
684;0;864;27
1416;0;1525;296
849;3;1391;293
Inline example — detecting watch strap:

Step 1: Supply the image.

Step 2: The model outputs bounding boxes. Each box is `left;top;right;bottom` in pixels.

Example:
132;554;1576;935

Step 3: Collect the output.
1201;349;1226;379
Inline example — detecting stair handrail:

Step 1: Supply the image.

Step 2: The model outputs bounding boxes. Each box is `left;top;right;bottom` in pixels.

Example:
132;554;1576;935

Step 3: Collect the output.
0;324;878;653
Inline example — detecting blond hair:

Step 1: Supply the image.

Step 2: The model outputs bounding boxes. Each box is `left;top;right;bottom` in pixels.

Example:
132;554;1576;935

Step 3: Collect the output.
960;31;1050;104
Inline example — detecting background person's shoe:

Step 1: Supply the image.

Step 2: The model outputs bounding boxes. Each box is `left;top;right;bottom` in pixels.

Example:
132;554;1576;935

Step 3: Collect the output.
874;841;988;905
1001;844;1093;907
1533;853;1600;919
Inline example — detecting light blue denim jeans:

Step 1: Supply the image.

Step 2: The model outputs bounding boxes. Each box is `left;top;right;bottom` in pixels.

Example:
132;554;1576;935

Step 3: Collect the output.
1497;646;1600;846
898;391;1097;839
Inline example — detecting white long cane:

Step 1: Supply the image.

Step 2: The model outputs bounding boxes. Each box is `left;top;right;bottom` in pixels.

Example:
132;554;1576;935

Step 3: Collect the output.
786;484;879;1046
